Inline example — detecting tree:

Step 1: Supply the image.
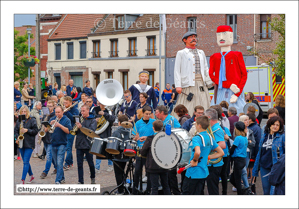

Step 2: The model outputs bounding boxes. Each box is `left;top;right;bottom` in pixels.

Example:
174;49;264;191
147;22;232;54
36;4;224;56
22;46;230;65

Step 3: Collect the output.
14;29;35;82
269;14;285;77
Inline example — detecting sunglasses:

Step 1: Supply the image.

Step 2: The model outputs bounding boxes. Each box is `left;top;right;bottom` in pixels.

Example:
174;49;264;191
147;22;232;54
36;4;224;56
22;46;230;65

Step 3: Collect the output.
86;101;92;103
125;95;131;98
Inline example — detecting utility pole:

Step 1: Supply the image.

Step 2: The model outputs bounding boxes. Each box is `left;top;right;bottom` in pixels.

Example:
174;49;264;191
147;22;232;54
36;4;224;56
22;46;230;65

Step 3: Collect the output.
35;14;41;100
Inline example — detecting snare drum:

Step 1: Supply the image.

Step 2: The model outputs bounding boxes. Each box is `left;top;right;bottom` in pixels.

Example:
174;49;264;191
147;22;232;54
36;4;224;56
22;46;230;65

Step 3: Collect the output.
123;140;137;157
106;137;122;155
151;128;192;169
89;138;108;158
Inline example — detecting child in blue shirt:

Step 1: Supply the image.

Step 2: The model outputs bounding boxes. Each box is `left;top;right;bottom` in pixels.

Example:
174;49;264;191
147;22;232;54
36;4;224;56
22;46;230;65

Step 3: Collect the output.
229;121;248;195
182;116;224;195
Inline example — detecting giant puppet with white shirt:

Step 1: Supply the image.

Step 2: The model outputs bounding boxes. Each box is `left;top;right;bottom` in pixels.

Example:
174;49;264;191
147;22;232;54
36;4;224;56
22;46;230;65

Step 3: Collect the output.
209;25;248;115
172;31;213;118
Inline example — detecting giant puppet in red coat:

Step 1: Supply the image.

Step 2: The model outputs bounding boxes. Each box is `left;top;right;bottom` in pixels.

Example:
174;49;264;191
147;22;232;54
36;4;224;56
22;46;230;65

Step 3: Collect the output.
209;25;247;114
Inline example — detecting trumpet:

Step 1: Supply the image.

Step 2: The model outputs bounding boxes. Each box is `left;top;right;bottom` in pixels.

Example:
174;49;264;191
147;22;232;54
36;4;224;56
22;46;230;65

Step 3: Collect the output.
70;116;84;135
17;119;24;148
48;117;61;133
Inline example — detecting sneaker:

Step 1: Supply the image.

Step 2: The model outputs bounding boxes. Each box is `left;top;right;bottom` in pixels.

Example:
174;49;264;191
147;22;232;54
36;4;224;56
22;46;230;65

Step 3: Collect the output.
17;156;21;160
38;155;43;160
51;169;57;175
32;153;38;158
27;176;34;184
91;178;96;184
63;165;70;171
142;176;147;183
21;180;25;184
55;182;60;184
107;165;113;172
14;155;18;160
96;169;101;174
78;182;83;184
232;187;237;192
40;172;47;179
60;179;66;184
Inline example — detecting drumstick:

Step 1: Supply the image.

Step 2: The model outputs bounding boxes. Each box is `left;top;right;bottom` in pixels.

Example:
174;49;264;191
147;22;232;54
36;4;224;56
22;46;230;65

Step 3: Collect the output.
177;164;192;174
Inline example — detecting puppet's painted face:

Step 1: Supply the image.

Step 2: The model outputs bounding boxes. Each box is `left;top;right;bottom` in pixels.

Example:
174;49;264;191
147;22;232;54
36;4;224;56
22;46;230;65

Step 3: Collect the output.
139;74;149;83
183;35;197;48
216;31;233;47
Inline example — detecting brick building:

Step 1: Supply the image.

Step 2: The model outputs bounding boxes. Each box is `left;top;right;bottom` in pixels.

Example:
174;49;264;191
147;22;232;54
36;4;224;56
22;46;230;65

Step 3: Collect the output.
165;14;281;84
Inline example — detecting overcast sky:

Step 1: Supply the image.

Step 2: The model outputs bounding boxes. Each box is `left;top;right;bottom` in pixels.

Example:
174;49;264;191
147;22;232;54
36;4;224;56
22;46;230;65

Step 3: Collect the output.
14;14;36;27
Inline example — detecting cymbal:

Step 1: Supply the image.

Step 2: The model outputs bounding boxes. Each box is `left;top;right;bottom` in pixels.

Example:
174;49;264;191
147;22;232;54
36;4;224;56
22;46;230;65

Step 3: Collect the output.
121;121;133;129
80;127;100;138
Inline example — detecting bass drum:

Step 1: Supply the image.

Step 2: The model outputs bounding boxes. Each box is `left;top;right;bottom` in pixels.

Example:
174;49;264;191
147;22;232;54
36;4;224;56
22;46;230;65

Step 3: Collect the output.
151;128;192;170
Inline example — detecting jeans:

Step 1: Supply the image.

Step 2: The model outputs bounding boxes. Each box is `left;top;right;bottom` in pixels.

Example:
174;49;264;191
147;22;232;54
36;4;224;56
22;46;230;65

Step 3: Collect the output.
168;166;181;195
220;157;229;195
260;167;275;195
19;147;33;181
65;134;75;166
113;161;127;193
52;145;66;183
76;149;95;184
230;157;246;195
241;152;250;188
168;100;176;114
43;143;53;174
95;159;113;170
207;166;222;195
182;177;206;195
150;172;171;195
133;156;147;194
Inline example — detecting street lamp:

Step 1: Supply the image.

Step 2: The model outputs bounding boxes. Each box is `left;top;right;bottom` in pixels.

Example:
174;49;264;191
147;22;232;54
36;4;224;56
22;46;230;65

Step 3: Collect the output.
23;25;35;84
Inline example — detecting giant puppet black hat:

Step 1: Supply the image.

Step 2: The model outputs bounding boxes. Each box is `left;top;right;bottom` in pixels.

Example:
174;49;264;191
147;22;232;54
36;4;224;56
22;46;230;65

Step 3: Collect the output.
182;31;197;41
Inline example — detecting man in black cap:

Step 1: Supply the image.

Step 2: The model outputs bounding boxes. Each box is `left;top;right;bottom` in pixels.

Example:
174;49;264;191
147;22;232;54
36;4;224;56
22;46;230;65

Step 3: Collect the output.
171;31;213;119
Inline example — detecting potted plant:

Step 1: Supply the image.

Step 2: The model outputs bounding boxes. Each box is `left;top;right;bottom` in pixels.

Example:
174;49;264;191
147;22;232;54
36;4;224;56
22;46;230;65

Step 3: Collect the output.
20;55;40;67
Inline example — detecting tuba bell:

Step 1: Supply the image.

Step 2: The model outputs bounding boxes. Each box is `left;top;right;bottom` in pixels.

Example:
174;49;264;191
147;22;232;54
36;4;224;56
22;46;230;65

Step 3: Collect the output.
95;79;124;134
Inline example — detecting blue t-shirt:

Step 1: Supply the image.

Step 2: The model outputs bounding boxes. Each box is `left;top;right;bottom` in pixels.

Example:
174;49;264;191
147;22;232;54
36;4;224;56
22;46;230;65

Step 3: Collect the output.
232;135;248;158
120;100;138;117
163;114;181;128
186;131;219;179
133;118;155;147
49;115;72;147
260;134;273;169
208;123;225;167
223;126;231;157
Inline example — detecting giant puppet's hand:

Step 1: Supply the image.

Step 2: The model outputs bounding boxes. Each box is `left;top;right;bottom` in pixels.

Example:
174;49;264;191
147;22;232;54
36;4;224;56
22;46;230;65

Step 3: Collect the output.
230;95;238;103
176;87;182;94
230;84;240;94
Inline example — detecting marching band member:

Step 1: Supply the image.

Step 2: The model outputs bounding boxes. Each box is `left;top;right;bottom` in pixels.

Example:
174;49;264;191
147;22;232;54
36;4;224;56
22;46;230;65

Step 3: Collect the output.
182;116;224;195
154;105;181;194
172;31;212;119
14;105;39;184
94;100;116;173
74;105;97;184
129;71;157;109
135;92;154;121
140;120;172;195
30;101;43;158
40;100;57;179
111;115;131;194
132;106;156;195
205;108;226;195
186;106;205;137
119;90;138;122
63;96;79;170
49;106;72;184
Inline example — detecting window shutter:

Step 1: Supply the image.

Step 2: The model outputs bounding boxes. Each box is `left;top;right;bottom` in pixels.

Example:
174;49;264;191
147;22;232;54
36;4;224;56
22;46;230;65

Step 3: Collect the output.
55;44;61;60
80;41;86;59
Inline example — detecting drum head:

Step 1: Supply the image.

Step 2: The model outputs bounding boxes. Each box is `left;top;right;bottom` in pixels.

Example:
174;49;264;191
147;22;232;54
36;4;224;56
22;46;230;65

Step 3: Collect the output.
151;131;182;169
243;103;259;117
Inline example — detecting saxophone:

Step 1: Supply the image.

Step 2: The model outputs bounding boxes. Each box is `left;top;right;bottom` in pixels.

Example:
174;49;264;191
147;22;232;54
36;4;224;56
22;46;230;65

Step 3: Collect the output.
17;120;24;148
70;116;84;135
38;114;50;138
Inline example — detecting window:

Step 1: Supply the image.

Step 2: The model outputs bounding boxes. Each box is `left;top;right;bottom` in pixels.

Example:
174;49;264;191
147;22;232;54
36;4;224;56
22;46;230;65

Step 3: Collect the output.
187;17;197;32
276;75;282;84
128;38;137;56
110;39;118;57
70;72;83;89
94;74;100;86
116;15;125;29
260;14;271;39
147;36;156;56
67;42;73;59
80;41;86;59
147;71;154;87
108;72;113;79
227;14;237;42
55;43;61;60
122;72;128;90
93;40;101;58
